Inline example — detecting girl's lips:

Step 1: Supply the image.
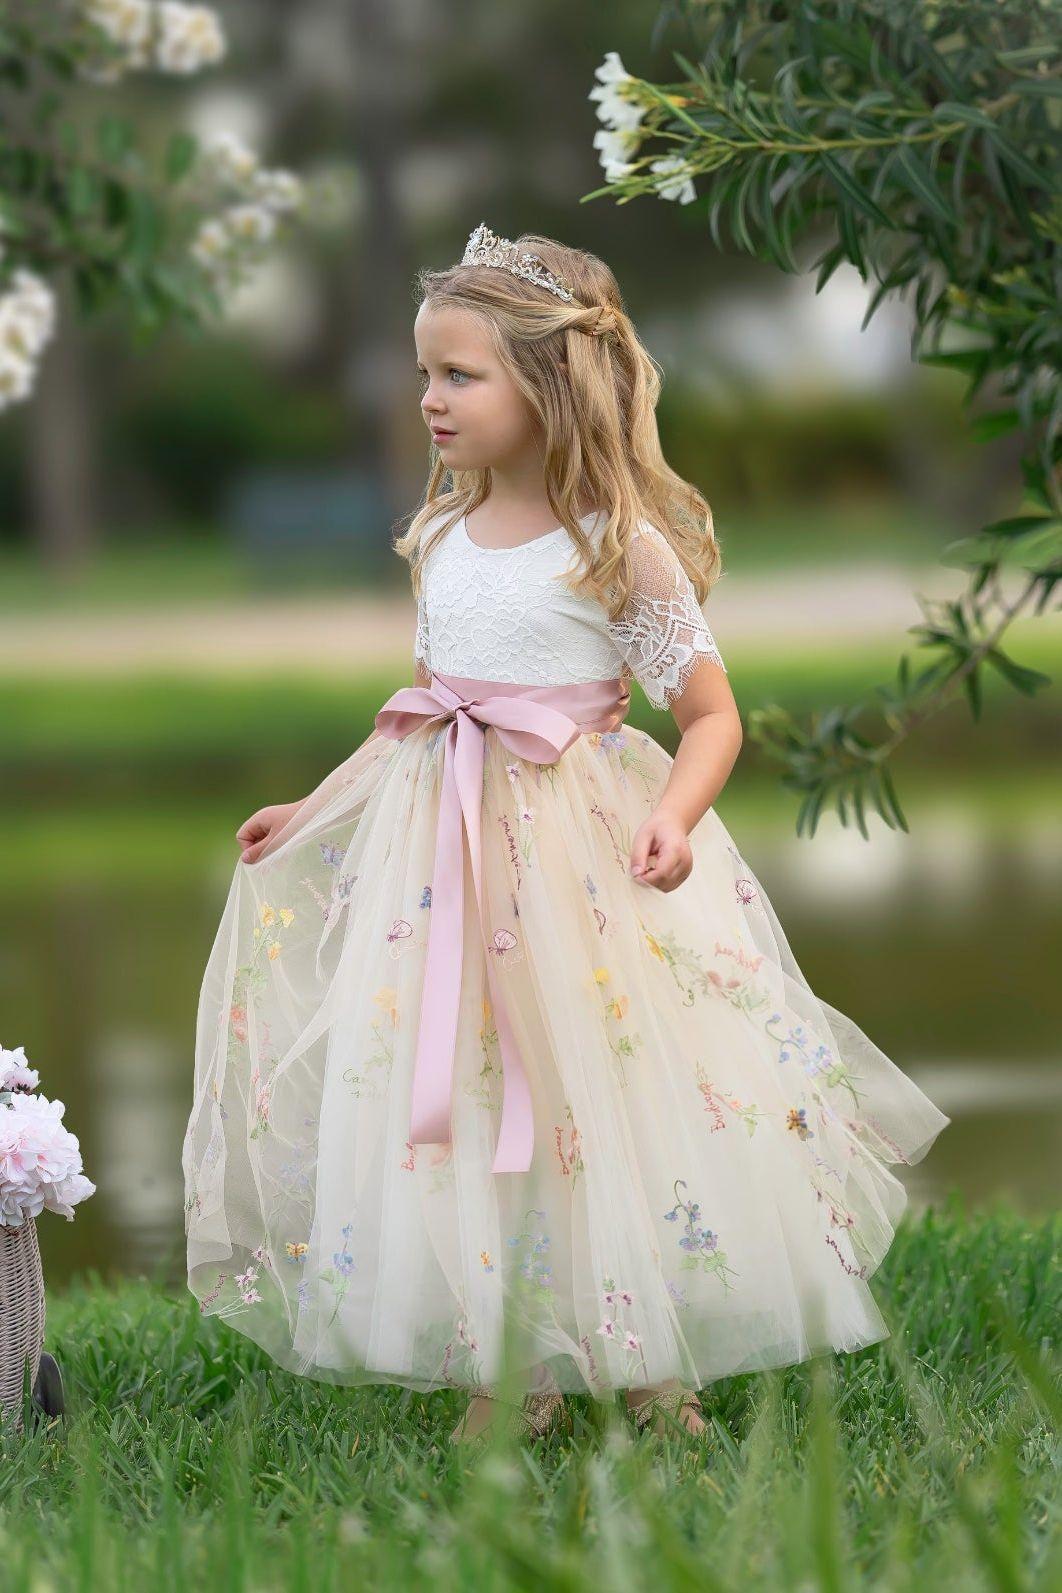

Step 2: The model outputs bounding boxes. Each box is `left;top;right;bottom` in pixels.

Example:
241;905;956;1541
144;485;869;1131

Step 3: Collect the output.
432;430;456;439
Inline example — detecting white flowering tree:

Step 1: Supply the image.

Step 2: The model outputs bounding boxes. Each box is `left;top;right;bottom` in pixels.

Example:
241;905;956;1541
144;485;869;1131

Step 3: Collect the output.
0;0;303;417
586;4;1060;838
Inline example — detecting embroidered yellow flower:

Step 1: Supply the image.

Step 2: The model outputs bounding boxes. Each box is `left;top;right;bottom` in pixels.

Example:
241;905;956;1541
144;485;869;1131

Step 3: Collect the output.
279;908;295;927
267;940;282;960
374;986;399;1024
643;931;664;961
608;995;630;1021
260;904;276;927
593;967;610;984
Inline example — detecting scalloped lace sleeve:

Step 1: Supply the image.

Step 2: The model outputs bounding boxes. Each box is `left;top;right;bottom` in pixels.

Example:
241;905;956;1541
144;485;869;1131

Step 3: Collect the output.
606;523;726;710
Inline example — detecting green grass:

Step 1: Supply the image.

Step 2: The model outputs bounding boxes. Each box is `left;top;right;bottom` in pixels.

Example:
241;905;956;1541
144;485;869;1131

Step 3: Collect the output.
0;1202;1058;1589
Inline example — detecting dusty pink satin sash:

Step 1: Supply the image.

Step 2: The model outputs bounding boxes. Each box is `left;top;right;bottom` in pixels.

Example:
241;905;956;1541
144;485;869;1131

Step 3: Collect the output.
374;669;629;1173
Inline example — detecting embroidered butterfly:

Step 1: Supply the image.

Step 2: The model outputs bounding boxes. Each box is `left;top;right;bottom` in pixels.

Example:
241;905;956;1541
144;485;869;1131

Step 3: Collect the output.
285;1241;309;1262
487;928;524;968
386;918;418;957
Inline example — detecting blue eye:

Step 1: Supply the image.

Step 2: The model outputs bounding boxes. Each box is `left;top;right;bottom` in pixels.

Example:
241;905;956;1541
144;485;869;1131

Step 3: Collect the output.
416;367;469;385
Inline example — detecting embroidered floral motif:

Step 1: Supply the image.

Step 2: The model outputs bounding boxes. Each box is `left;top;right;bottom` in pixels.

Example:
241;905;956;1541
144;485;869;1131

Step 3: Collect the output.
320;1221;355;1327
593;966;643;1085
554;1106;585;1185
586;728;659;797
464;997;500;1111
766;1014;865;1107
342;989;396;1098
596;1277;648;1373
506;1209;553;1294
664;1179;739;1294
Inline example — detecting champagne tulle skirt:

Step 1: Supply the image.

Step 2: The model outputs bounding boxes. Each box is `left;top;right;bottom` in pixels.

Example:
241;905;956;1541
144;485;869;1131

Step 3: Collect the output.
183;713;949;1396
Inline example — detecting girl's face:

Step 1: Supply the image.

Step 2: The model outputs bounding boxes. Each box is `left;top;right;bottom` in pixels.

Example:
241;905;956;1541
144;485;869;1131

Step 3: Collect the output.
415;302;541;472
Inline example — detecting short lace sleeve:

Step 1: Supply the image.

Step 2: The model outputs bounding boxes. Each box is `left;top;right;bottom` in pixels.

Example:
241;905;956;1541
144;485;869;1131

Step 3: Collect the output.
606;523;726;710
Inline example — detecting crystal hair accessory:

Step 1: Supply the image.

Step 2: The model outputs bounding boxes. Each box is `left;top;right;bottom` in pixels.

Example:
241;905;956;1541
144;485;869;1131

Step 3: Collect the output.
461;222;576;303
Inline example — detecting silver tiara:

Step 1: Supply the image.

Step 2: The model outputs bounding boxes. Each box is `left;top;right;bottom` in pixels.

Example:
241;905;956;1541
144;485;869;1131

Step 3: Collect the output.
460;222;575;302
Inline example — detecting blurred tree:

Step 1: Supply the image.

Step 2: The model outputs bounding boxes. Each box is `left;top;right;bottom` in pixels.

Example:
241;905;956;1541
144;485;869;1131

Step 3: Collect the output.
0;0;302;573
586;0;1060;837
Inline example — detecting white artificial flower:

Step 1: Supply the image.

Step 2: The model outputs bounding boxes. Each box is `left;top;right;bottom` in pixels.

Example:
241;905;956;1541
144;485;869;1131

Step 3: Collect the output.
589;50;646;134
0;1044;39;1093
650;156;696;205
0;1090;96;1227
251;168;304;213
204;130;259;187
155;2;225;74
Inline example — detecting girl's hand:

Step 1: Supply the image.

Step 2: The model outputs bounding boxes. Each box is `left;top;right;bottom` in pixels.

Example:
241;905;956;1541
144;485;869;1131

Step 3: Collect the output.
236;800;304;865
629;809;693;892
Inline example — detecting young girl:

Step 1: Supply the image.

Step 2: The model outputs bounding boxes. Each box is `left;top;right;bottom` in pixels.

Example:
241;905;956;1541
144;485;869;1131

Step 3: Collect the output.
183;223;949;1443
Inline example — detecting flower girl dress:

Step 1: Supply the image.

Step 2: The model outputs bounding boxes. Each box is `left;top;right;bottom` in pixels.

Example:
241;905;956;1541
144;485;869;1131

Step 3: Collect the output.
183;507;949;1396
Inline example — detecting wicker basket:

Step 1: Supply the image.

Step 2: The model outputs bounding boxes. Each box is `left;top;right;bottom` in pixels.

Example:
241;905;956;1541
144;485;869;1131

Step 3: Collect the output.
0;1216;46;1436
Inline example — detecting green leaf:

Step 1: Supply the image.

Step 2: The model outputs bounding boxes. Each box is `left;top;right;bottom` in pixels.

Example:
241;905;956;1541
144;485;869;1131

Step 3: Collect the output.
66;165;98;218
165;131;199;184
969;408;1021;442
818;151;894;229
97;115;133;165
980;514;1059;539
894;145;956;228
983;649;1053;696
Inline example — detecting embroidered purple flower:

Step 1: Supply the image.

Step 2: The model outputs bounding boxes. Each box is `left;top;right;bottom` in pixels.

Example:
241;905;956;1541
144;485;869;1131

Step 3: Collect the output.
597;1318;617;1340
665;1179;738;1293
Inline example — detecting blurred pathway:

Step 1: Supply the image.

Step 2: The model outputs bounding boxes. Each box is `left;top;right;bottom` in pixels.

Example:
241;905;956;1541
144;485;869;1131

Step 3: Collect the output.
2;563;1055;675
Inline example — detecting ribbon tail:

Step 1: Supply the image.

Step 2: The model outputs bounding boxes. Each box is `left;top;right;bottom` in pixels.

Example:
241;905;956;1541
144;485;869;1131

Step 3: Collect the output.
408;719;465;1146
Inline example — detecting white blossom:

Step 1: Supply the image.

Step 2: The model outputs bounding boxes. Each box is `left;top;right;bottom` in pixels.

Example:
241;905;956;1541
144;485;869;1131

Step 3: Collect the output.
251;168;304;213
205;131;260;187
0;271;57;412
589;51;646;134
225;202;277;244
650;156;697;205
79;0;153;80
155;3;226;74
592;127;640;184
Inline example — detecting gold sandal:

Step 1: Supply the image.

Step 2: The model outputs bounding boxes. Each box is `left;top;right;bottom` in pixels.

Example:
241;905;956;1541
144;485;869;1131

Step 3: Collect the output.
629;1385;705;1435
450;1382;571;1444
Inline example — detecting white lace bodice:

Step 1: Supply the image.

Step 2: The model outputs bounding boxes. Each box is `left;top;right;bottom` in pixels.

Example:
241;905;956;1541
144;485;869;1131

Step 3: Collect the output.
413;508;726;710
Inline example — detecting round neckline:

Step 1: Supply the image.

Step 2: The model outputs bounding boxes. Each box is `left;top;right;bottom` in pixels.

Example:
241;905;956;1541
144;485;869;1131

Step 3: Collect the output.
459;509;599;554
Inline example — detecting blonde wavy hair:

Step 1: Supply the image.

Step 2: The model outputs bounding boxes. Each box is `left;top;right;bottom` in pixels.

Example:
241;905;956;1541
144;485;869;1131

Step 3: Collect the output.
394;229;722;621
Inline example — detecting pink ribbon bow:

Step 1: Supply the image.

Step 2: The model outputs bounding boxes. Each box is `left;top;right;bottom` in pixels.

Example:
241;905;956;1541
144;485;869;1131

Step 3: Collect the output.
374;669;628;1172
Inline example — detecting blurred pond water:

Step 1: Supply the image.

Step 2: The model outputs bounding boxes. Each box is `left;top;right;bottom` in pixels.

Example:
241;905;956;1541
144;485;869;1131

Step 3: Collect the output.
1;781;1058;1290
